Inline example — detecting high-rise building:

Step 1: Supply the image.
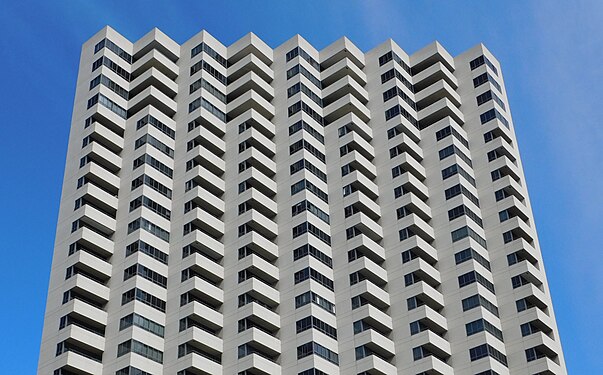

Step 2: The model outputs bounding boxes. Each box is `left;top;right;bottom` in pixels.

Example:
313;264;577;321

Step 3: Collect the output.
38;26;567;375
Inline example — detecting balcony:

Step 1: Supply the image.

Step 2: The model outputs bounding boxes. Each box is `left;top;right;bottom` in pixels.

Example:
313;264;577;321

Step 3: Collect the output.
330;112;373;141
396;192;432;221
391;152;426;181
83;121;124;153
182;252;224;284
322;75;369;106
238;301;280;332
182;277;224;308
408;304;448;334
346;211;383;242
239;127;276;157
187;144;225;176
62;298;107;327
53;350;102;375
400;236;438;265
398;213;435;243
323;94;371;124
406;281;444;311
387;131;423;162
228;108;275;139
228;70;274;102
239;209;278;239
228;53;273;84
184;186;225;217
418;97;464;129
347;233;386;264
412;354;453;375
131;48;178;81
237;353;280;375
412;61;458;92
415;79;461;110
238;254;279;285
128;85;177;118
403;257;441;289
239;327;281;358
343;190;381;221
183;229;224;260
349;257;388;286
181;300;224;331
412;330;451;358
71;227;114;259
129;66;178;99
187;124;225;157
238;188;278;218
238;231;279;261
393;171;429;201
227;90;274;121
178;350;223;375
81;142;121;173
355;354;397;375
185;165;225;195
57;324;104;353
239;148;277;178
321;57;367;87
239;278;280;308
355;328;396;358
67;250;112;283
340;131;375;161
342;170;379;200
353;304;393;332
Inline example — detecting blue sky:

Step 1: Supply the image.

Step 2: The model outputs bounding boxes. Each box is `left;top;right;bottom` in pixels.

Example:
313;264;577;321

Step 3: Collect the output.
0;0;600;372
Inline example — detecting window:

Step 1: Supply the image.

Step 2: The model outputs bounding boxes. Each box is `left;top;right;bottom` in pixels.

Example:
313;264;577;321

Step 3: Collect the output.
290;139;326;162
129;195;171;220
288;100;324;125
125;240;168;264
297;342;339;364
448;204;483;227
295;291;335;314
94;38;132;63
381;67;414;92
511;275;530;289
473;72;501;93
469;344;507;367
384;104;418;128
89;74;129;99
189;77;227;103
132;154;173;178
117;339;163;363
442;164;476;186
135;134;174;158
444;183;480;207
466;318;504;341
451;226;487;249
188;97;226;122
476;90;506;110
287;64;322;89
462;294;499;317
378;50;412;74
190;59;226;84
458;271;495;293
291;179;328;203
137;115;175;139
525;347;546;362
435;125;469;148
119;313;164;337
382;85;416;109
296;316;337;339
115;366;151;375
131;174;172;198
480;108;509;128
290;159;327;183
286;47;320;71
190;42;227;67
469;55;499;76
294;267;334;290
121;288;165;312
293;244;333;268
288;82;323;107
123;264;167;288
439;144;472;167
292;221;331;245
289;120;324;144
454;248;490;270
127;217;169;242
87;93;127;119
91;56;130;81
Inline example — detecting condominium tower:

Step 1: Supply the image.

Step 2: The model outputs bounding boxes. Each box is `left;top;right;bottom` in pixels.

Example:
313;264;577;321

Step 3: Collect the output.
38;26;567;375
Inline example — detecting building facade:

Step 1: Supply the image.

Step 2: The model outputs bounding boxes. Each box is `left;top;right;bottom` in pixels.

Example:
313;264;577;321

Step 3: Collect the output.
38;26;567;375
